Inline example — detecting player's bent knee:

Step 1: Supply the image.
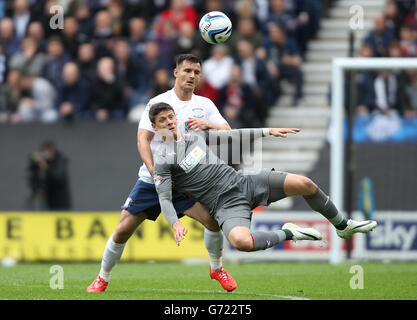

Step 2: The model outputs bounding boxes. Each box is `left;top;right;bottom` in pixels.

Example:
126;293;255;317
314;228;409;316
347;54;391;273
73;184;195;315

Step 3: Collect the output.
227;228;253;252
302;177;317;194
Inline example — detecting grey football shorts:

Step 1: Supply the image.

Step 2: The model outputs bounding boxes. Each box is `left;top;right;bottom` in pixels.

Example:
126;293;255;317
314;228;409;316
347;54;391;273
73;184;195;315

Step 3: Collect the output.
215;168;288;238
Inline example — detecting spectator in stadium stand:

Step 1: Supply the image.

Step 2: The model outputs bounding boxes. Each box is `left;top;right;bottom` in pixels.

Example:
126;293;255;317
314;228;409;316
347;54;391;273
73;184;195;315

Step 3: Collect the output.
234;0;260;26
171;21;203;66
217;63;260;128
202;44;234;94
92;10;114;58
279;0;311;54
128;17;149;61
40;0;65;39
399;25;417;57
405;7;417;31
227;17;264;57
384;0;402;38
91;56;125;121
154;0;198;38
26;21;47;52
387;41;414;117
27;140;72;210
374;70;399;115
8;36;46;77
76;42;97;83
354;44;376;116
112;38;141;109
60;17;84;60
261;22;303;106
0;69;21;123
17;73;58;123
0;17;21;60
124;0;166;23
12;0;31;39
193;72;219;104
402;71;417;118
364;15;395;57
57;62;92;121
107;0;126;37
42;36;71;91
75;1;95;39
154;19;178;68
136;40;168;105
265;0;298;42
234;39;272;125
149;67;172;98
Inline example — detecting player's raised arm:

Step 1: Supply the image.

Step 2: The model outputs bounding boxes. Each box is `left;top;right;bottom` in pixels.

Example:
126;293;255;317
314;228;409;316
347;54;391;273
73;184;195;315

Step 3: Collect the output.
267;128;301;138
202;128;301;145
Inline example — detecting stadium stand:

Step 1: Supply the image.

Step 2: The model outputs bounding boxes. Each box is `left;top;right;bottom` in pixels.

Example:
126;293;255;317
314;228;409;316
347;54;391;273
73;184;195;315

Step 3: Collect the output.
0;0;325;124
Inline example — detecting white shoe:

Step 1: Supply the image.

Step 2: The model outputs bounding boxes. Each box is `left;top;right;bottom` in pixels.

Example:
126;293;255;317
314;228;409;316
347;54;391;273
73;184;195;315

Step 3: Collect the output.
282;222;323;241
336;219;377;239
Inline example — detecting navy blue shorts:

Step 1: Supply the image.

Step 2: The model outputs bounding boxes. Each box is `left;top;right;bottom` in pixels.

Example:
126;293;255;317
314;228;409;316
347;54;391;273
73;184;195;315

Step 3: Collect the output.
121;179;195;221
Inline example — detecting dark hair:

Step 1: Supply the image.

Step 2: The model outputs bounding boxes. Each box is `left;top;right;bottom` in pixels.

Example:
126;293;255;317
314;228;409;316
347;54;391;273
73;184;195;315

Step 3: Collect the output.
175;53;202;68
149;102;175;124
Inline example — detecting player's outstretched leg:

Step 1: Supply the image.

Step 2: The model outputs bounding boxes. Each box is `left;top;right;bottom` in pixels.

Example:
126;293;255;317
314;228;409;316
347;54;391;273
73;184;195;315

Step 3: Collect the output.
279;173;377;238
86;210;146;292
282;222;323;241
225;221;322;253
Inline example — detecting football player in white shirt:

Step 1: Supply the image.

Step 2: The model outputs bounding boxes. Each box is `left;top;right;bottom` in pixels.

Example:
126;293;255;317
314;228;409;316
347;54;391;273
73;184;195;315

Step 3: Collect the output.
87;54;237;293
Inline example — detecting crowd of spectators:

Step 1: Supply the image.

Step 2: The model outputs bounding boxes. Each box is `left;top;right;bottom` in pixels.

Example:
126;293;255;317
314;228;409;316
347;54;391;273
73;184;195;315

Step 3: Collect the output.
353;0;417;118
0;0;323;127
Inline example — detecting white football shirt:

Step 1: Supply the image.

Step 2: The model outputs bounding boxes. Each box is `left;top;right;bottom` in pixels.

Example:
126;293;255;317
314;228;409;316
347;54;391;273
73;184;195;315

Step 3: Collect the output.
138;88;228;183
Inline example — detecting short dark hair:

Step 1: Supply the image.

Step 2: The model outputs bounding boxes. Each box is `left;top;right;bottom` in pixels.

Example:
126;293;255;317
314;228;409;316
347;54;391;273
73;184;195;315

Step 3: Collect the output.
175;53;202;68
149;102;175;124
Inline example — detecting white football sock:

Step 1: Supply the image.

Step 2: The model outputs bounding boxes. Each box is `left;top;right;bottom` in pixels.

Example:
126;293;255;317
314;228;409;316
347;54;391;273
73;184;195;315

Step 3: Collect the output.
204;229;224;271
99;234;126;282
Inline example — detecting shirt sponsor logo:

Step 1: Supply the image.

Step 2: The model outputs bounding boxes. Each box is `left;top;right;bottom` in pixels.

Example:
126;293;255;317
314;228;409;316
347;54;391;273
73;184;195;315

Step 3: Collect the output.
179;146;206;173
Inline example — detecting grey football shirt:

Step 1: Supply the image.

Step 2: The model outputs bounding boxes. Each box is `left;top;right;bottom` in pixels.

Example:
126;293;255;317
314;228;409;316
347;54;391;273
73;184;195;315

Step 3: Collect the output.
153;129;264;226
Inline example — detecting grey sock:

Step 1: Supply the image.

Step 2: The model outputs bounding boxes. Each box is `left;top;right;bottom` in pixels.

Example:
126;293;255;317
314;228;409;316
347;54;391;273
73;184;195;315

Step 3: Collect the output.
251;230;287;251
304;188;347;228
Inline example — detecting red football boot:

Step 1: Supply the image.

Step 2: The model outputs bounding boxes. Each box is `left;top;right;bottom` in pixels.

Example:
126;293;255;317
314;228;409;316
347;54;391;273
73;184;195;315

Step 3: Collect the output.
86;276;108;293
209;266;237;292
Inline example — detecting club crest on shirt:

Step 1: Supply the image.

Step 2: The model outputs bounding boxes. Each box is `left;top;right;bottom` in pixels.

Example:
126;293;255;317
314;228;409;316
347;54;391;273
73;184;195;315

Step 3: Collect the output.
191;107;205;118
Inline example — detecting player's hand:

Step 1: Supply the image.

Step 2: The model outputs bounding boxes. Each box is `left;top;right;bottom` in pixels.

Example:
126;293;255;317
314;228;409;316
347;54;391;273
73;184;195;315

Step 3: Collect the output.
172;221;188;246
185;118;210;131
270;128;300;138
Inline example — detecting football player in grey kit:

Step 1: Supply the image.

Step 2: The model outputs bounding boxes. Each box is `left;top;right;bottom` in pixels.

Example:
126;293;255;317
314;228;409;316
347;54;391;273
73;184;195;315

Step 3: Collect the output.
151;102;378;254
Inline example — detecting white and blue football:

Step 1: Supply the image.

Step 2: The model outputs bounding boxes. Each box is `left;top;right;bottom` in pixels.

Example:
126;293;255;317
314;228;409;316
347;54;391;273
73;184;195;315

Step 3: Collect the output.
199;11;232;45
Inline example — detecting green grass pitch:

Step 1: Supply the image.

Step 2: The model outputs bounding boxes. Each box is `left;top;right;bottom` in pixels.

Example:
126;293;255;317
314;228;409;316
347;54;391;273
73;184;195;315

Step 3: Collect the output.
1;261;416;300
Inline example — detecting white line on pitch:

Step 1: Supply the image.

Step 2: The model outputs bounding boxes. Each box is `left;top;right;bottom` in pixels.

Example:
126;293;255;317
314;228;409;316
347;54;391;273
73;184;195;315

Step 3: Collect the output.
135;287;311;300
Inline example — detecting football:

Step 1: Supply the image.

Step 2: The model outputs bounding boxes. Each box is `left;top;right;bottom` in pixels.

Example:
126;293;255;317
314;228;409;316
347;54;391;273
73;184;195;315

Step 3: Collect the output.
199;11;232;45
